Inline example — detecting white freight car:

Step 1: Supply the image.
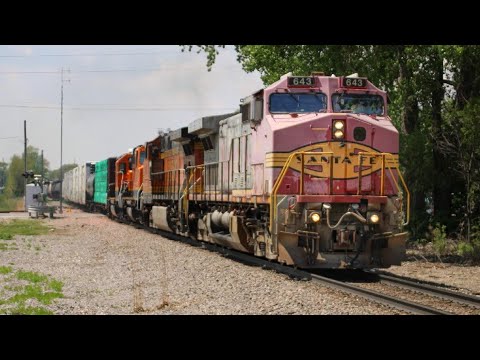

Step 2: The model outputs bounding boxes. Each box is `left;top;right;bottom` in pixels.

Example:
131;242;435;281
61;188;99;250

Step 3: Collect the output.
62;163;94;205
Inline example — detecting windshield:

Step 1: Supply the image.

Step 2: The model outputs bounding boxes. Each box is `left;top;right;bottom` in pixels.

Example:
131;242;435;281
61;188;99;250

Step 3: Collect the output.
332;94;385;115
270;93;327;113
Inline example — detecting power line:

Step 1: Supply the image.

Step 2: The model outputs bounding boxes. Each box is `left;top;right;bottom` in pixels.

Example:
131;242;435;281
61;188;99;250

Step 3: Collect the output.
1;101;233;107
0;136;20;140
0;70;60;74
0;104;57;109
77;68;184;73
0;69;151;75
0;104;237;111
0;50;178;58
68;107;237;112
0;66;240;75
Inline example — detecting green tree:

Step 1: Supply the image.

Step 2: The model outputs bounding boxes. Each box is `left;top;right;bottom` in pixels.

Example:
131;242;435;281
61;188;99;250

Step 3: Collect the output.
47;164;78;180
439;100;480;242
0;161;7;189
4;146;50;197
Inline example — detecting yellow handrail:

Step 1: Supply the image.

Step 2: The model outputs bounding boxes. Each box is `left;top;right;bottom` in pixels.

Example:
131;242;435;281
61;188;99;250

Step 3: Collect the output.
356;152;410;226
384;154;410;226
269;151;333;234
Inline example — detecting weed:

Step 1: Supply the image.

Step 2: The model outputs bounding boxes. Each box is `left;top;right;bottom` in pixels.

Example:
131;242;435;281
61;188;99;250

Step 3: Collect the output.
0;219;50;240
0;266;12;274
0;242;18;251
2;305;54;315
48;279;63;292
16;270;49;284
0;268;64;315
8;284;63;305
4;285;23;292
432;223;448;256
0;196;24;212
457;238;480;261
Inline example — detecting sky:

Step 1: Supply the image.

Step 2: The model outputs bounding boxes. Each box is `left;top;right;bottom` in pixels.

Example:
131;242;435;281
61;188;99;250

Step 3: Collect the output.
0;45;263;170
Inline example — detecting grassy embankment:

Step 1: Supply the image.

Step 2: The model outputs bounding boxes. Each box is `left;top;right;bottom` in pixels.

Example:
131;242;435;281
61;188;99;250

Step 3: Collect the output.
0;219;62;314
0;219;50;240
0;266;64;315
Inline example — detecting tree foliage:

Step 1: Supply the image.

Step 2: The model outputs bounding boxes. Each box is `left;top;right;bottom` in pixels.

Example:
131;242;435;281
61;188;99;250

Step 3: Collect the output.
0;161;7;189
180;45;226;71
439;99;480;241
4;146;50;197
47;164;78;181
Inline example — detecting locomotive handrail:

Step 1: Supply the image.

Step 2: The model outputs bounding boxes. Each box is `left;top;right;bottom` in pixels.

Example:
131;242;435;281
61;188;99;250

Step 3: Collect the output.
151;168;184;194
270;151;334;235
185;160;231;203
151;168;185;176
185;160;229;170
385;154;410;226
181;170;196;220
356;152;410;226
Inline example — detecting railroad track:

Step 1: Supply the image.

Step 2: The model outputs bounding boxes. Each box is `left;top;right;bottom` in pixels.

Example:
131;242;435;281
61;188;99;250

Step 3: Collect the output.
371;271;480;309
313;269;480;315
112;215;479;315
310;273;451;315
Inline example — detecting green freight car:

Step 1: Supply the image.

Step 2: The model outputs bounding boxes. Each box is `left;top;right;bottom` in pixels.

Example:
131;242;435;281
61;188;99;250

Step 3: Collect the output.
93;157;116;212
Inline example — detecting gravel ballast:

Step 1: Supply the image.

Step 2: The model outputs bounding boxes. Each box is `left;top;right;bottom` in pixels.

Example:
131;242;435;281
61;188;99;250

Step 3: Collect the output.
0;210;403;315
387;261;480;296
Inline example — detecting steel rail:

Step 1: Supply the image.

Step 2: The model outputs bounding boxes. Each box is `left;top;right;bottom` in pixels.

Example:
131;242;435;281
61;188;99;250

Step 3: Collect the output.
371;272;480;308
310;273;452;315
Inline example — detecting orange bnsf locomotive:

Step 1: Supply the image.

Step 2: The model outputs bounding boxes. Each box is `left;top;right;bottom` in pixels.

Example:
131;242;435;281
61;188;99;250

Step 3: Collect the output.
64;73;409;269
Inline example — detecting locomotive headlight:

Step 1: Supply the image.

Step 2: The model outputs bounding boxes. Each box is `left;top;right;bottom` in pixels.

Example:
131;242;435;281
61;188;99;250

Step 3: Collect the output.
334;130;344;139
310;212;321;223
334;120;345;130
369;213;380;224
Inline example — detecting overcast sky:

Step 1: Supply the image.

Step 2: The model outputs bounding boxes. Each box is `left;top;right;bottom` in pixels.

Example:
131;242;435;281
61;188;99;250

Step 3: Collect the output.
0;45;263;170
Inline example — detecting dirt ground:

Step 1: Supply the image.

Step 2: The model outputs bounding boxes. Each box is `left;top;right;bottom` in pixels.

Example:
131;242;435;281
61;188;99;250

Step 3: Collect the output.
387;256;480;295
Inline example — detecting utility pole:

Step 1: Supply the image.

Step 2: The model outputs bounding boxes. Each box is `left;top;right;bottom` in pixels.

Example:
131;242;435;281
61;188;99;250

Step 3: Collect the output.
24;120;27;212
59;67;70;214
41;150;44;178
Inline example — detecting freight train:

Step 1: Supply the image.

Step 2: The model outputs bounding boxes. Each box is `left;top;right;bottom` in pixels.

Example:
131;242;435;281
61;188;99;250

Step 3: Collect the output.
46;180;62;200
62;73;409;269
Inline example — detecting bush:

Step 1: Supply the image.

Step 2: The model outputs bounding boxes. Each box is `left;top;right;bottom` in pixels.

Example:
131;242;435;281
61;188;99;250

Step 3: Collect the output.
0;195;23;212
456;239;480;261
432;223;447;256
